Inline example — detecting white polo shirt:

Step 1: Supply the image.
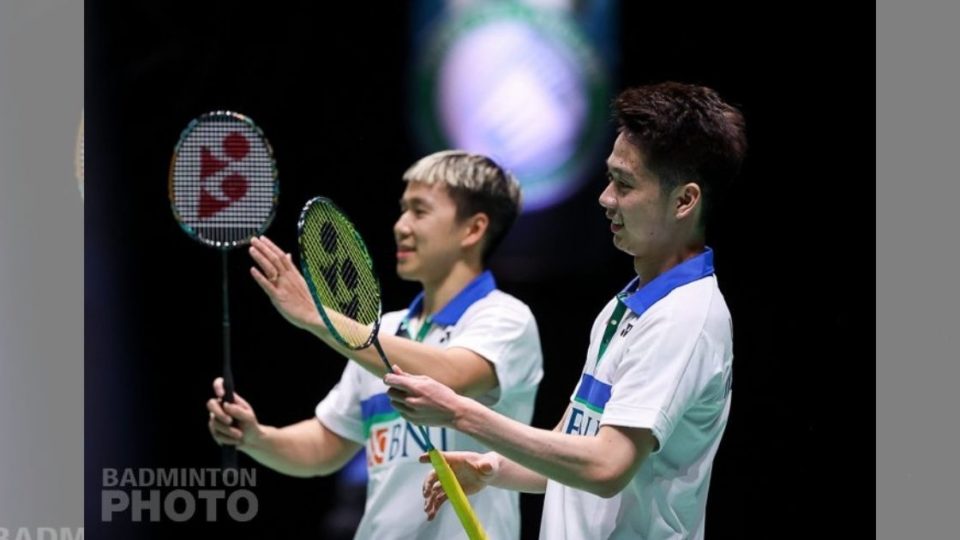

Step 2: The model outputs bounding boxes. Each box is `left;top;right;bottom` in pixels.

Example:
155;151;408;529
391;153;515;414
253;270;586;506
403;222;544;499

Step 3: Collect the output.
540;249;733;540
317;271;544;540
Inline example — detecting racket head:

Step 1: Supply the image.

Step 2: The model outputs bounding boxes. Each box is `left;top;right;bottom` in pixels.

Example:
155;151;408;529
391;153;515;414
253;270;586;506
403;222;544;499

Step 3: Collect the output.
168;111;279;249
297;196;384;350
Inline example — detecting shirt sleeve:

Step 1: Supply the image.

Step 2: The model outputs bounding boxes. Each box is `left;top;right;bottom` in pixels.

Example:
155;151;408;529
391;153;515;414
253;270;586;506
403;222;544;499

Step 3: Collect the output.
446;296;543;398
315;362;366;445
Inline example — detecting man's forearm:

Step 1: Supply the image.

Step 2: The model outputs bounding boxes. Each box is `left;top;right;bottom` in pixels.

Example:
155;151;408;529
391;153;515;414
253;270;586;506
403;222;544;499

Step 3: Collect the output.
304;319;494;397
453;400;644;498
488;452;548;494
241;419;357;478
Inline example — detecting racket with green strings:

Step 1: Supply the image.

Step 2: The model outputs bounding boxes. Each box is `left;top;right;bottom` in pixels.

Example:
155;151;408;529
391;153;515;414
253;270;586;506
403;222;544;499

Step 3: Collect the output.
297;196;488;540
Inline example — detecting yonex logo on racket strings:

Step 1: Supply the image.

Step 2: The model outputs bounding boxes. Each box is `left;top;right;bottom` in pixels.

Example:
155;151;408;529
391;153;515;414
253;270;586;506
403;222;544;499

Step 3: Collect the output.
170;111;278;247
316;219;366;320
198;131;251;219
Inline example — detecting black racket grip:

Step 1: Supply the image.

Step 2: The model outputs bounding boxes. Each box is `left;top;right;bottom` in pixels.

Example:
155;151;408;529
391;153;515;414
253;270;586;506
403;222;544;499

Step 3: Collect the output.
222;445;238;469
221;374;239;469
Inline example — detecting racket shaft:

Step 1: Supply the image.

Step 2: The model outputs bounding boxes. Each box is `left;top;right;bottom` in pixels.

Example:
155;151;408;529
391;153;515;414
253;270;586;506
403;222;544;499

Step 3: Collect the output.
372;338;392;373
428;449;487;540
221;251;238;469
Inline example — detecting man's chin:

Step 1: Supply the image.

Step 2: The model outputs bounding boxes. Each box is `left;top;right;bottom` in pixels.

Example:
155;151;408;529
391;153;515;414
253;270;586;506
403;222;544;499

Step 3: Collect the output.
395;265;419;282
612;238;635;256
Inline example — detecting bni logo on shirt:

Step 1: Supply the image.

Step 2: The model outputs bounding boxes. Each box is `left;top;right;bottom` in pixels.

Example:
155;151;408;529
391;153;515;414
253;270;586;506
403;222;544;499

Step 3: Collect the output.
361;394;448;466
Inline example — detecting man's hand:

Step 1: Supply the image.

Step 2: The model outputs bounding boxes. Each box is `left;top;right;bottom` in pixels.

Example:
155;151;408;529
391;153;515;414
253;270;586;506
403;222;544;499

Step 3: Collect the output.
248;235;324;332
384;365;466;428
419;452;498;521
206;377;265;451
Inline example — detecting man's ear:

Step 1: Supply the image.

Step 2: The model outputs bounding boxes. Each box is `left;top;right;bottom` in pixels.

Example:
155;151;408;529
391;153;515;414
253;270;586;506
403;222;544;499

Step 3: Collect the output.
673;182;702;221
461;212;490;250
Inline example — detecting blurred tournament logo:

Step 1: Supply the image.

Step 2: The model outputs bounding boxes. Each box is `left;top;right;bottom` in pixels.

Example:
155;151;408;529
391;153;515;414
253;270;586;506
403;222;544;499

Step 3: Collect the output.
411;1;612;212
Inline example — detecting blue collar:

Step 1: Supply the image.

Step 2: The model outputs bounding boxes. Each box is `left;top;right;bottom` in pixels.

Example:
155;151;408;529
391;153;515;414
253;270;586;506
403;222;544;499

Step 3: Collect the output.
404;270;497;326
619;248;715;316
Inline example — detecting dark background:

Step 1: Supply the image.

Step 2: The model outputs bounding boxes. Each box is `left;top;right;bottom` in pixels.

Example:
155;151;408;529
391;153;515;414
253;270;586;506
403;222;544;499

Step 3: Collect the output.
85;2;874;538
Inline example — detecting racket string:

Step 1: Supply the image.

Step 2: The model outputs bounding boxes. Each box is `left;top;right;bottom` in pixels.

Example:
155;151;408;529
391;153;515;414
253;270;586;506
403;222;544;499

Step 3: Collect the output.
300;201;382;349
171;114;277;247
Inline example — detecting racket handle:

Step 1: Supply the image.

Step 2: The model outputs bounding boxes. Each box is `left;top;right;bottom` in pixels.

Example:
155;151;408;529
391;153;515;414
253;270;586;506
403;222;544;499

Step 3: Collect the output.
220;371;239;469
220;365;239;470
220;367;239;469
427;448;488;540
222;446;238;469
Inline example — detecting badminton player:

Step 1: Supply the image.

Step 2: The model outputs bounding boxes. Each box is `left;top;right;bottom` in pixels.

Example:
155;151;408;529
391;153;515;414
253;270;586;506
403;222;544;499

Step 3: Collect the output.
207;150;543;539
386;82;747;539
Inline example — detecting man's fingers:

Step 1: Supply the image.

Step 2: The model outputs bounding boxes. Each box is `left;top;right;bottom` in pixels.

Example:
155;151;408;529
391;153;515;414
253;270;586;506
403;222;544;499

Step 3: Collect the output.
213;433;240;446
386;387;416;414
223;401;254;423
255;236;294;271
425;490;448;521
382;373;413;392
257;236;287;260
211;420;243;440
231;392;252;409
250;266;276;292
388;398;416;416
207;399;232;424
386;386;409;400
422;470;438;495
248;244;278;279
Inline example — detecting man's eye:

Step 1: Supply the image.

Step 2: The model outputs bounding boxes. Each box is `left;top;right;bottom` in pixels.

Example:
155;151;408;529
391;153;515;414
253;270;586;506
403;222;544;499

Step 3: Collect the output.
606;172;628;189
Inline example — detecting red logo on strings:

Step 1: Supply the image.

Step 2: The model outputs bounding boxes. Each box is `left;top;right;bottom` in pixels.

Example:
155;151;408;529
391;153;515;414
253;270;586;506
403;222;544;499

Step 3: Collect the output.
198;131;250;219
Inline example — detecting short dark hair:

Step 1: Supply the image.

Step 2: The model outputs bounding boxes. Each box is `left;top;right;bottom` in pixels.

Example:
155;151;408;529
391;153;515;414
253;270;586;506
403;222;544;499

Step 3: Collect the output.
613;82;747;228
403;150;522;263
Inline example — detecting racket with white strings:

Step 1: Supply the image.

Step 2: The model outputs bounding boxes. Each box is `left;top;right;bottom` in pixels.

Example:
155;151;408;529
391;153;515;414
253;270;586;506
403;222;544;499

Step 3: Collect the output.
169;110;279;468
297;196;488;540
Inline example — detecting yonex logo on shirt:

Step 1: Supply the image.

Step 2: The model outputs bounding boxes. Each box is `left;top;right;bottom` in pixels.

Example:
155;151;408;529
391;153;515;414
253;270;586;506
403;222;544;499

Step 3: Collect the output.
439;329;452;344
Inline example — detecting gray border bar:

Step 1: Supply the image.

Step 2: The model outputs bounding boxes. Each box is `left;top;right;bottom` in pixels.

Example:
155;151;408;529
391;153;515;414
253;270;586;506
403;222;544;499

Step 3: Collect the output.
877;0;960;538
0;0;84;531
